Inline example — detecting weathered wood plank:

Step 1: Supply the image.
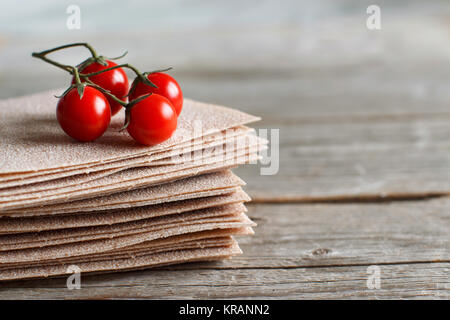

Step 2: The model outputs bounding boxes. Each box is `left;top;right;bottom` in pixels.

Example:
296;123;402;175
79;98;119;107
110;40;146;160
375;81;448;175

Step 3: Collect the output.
168;199;450;268
0;198;448;299
3;44;450;119
1;1;450;119
236;117;450;199
0;263;448;299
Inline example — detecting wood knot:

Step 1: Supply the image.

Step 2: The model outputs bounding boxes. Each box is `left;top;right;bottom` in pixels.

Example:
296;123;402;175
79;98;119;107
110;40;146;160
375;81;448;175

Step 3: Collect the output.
311;248;332;256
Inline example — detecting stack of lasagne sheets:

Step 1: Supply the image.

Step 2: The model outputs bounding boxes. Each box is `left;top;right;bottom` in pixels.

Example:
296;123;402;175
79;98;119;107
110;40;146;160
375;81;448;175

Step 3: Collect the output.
0;90;266;281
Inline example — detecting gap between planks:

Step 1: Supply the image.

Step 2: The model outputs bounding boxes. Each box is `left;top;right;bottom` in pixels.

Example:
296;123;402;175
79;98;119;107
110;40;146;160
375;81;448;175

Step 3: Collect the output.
1;262;448;299
250;193;449;204
155;259;450;271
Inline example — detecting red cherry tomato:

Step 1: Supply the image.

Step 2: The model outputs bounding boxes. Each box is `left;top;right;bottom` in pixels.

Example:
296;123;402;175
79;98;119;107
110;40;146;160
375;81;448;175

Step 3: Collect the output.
75;60;129;116
127;94;177;146
57;86;111;142
129;72;183;116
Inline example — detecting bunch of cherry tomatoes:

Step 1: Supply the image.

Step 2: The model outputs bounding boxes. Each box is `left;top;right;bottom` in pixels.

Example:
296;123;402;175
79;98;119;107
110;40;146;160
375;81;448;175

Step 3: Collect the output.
32;43;183;146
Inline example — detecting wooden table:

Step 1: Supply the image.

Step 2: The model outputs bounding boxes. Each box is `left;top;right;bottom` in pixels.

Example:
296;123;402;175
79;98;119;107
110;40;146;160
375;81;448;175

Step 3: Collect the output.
0;0;449;299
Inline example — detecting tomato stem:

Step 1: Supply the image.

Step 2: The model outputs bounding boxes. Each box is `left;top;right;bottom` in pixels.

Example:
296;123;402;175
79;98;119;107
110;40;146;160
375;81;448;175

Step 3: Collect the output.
85;79;128;107
32;42;100;61
32;42;171;120
31;52;73;73
119;93;152;131
32;44;159;90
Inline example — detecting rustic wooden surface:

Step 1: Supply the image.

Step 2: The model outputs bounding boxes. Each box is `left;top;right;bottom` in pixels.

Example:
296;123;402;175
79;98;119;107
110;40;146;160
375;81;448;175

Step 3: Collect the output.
0;0;449;299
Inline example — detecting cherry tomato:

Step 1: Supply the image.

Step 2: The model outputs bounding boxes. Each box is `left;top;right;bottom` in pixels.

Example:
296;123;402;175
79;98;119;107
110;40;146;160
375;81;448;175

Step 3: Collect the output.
57;86;111;142
75;60;129;116
127;94;177;146
129;72;183;116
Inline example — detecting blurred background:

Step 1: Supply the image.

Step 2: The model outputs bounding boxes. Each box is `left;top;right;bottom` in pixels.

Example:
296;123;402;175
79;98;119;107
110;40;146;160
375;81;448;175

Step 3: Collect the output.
1;0;450;198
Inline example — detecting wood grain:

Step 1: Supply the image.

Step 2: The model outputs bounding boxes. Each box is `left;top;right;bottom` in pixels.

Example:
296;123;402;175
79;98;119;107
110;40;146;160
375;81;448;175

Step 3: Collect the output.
0;199;448;299
0;0;449;299
0;263;448;299
206;200;450;268
236;118;450;200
